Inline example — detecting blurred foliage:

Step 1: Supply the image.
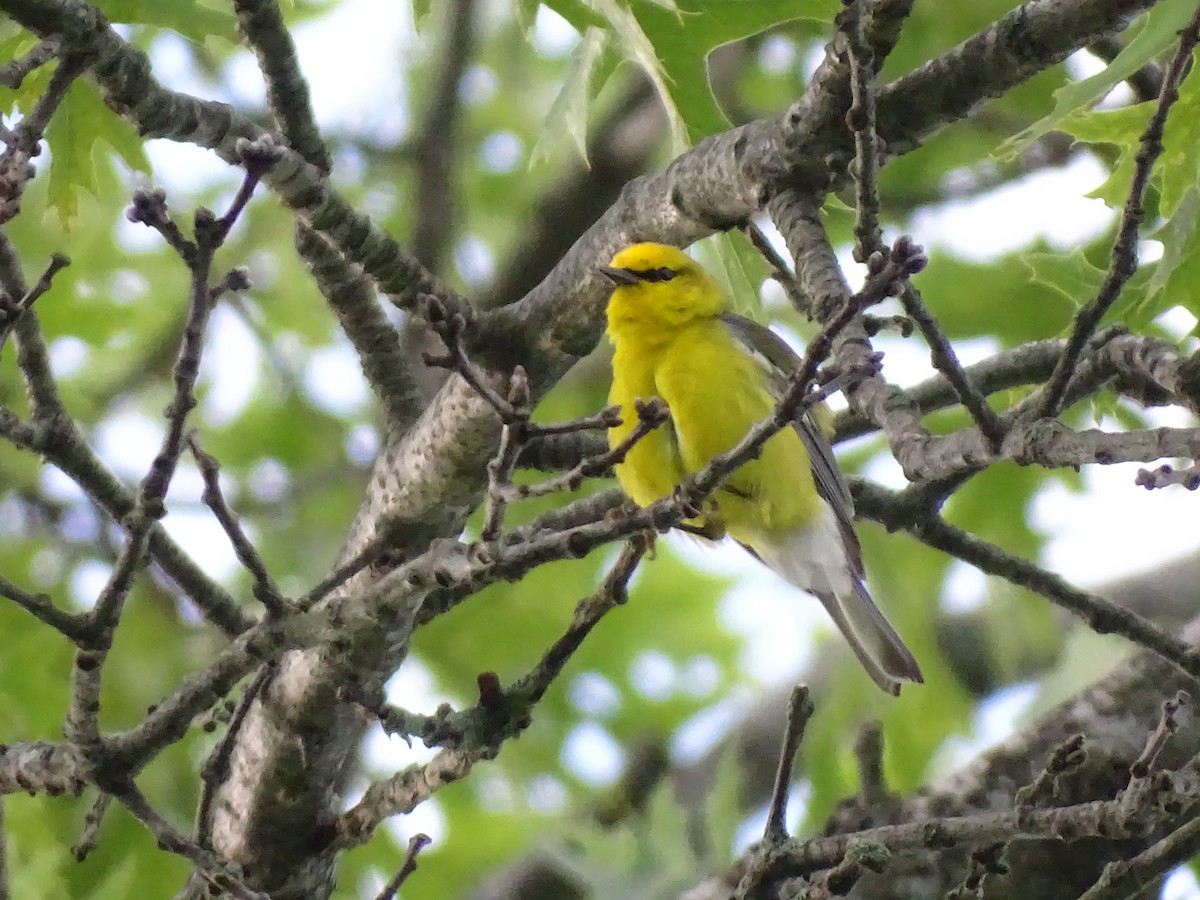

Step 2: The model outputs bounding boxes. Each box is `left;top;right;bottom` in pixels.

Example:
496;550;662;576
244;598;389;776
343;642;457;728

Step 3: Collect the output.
1;0;1198;898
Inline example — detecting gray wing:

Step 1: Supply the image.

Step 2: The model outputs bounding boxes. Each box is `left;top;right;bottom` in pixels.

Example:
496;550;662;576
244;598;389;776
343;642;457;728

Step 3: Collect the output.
718;313;863;575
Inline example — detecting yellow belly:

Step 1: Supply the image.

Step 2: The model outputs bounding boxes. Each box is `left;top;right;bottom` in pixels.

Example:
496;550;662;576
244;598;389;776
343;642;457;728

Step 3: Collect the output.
608;320;822;538
608;344;684;508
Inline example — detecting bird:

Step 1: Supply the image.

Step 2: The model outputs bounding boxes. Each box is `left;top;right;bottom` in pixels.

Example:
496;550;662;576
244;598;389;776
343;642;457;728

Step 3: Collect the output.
599;241;923;695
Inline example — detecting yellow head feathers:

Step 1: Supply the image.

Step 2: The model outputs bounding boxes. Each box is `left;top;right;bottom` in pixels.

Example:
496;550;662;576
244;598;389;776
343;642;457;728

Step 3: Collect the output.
600;242;726;338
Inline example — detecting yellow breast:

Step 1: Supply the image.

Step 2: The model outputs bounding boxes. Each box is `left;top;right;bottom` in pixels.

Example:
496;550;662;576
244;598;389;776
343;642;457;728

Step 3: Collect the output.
608;319;823;537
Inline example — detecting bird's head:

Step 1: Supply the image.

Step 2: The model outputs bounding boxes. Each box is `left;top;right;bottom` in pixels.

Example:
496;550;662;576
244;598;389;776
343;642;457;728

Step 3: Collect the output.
600;243;727;340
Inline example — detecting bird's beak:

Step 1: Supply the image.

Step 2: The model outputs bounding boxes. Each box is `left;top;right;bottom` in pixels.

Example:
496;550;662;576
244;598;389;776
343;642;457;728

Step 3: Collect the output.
598;265;643;286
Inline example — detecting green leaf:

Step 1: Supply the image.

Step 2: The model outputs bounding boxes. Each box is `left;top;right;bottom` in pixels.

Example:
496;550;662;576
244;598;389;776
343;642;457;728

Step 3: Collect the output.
998;0;1198;160
45;80;151;231
1156;54;1200;218
0;33;39;94
45;85;102;231
513;0;543;34
411;0;433;31
1056;102;1149;207
93;0;236;44
631;0;836;142
586;0;688;148
1146;187;1200;321
916;249;1076;345
704;231;767;317
542;0;608;33
1025;246;1156;328
1056;60;1200;218
1022;249;1106;311
531;26;609;165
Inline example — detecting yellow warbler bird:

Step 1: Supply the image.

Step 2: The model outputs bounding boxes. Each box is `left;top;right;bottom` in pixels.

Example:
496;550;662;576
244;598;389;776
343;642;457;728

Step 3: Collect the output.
601;242;922;695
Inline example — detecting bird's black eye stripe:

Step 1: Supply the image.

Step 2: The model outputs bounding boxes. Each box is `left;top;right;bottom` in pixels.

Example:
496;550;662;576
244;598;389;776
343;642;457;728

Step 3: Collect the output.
630;266;677;283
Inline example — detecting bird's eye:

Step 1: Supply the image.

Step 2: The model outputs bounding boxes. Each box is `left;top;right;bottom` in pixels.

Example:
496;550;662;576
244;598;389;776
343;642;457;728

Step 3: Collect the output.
637;266;677;283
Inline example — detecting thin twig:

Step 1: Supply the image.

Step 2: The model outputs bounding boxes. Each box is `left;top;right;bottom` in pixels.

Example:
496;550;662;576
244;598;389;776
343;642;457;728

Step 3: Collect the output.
392;536;648;752
480;366;532;540
769;194;936;483
1120;691;1188;819
197;669;273;849
789;843;891;899
1135;462;1200;491
1131;691;1188;779
0;38;57;89
912;517;1200;686
375;833;432;900
1038;5;1200;418
0;404;251;637
435;315;657;532
125;188;196;264
895;283;1008;452
854;720;889;807
502;402;661;502
335;538;648;846
0;52;90;226
188;434;288;615
861;313;913;337
743;221;812;315
93;164;270;630
0;572;87;641
1077;815;1200;900
498;488;625;549
63;174;272;759
841;0;885;262
208;266;251;304
211;136;283;244
1014;734;1087;809
11;53;90;152
103;616;288;768
421;299;512;419
86;194;221;637
0;252;68;353
833;334;1112;441
513;536;646;703
1005;327;1130;424
295;538;391;613
763;685;815;842
744;784;1200;883
113;781;267;900
70;792;112;862
527;407;623;437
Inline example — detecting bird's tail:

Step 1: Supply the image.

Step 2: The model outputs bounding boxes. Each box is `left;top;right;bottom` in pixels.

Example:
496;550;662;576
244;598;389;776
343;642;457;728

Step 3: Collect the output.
814;581;923;696
744;519;923;695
